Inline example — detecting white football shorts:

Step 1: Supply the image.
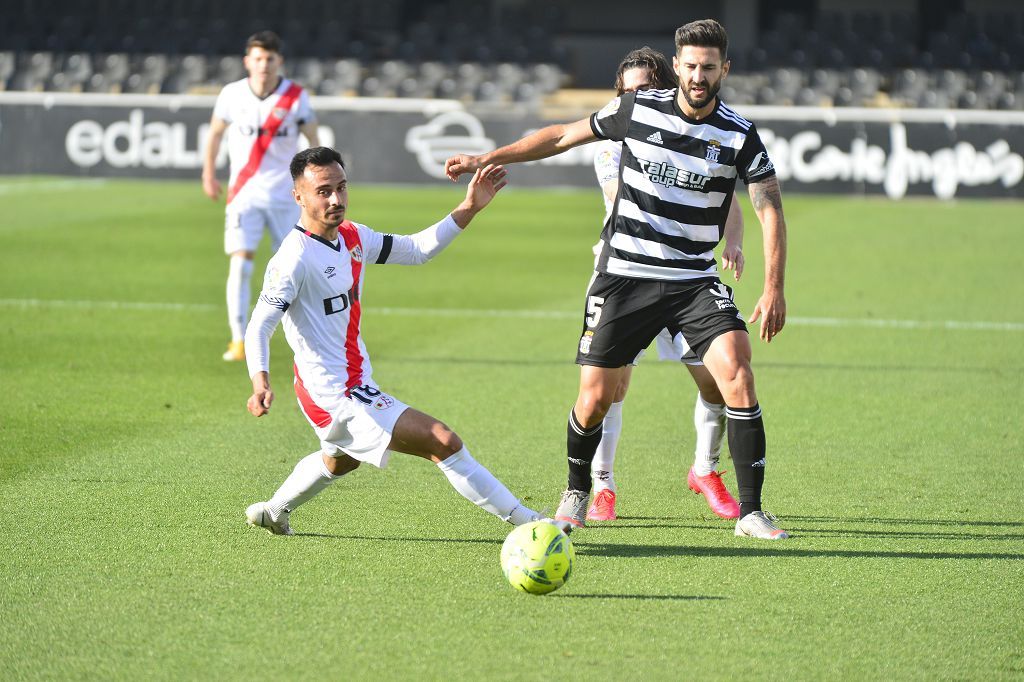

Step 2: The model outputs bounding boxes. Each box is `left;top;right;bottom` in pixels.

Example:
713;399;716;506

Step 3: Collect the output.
297;383;410;469
224;204;301;254
631;328;703;366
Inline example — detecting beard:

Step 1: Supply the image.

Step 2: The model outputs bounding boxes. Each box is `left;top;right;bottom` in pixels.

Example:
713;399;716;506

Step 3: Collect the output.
681;77;722;110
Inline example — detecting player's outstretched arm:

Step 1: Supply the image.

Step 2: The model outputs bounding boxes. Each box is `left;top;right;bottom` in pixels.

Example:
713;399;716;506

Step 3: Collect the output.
721;195;745;281
747;176;788;342
450;165;508;228
444;118;596;181
247;371;274;417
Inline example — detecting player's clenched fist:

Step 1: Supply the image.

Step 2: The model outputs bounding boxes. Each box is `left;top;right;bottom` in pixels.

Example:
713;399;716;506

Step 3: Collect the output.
248;387;276;413
445;154;483;182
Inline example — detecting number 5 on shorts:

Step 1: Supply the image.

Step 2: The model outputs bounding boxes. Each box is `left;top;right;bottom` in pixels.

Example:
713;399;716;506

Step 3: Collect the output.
586;296;605;328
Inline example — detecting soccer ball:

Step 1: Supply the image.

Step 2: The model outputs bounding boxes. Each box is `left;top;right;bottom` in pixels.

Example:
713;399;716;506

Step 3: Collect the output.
500;521;575;595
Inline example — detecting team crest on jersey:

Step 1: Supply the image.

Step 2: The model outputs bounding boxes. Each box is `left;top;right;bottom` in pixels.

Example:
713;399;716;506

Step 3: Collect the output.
705;140;722;163
372;394;395;410
597;97;621;119
579;331;594;354
272;107;288;120
350;245;363;263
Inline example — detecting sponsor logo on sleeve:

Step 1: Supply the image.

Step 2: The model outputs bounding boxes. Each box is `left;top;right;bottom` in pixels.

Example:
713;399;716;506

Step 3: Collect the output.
597;97;621;119
746;151;775;179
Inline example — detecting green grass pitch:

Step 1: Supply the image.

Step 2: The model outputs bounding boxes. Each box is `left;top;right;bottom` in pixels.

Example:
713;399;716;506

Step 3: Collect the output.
1;176;1022;679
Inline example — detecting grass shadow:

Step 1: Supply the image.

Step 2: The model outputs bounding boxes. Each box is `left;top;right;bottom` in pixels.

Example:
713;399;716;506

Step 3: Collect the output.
297;532;497;545
555;594;726;601
578;543;1024;561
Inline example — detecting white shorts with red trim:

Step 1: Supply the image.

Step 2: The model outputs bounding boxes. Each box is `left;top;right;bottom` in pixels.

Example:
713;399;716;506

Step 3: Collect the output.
294;381;410;469
224;204;301;254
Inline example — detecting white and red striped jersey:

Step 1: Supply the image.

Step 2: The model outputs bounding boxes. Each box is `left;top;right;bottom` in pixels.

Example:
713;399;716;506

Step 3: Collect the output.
212;77;315;208
245;216;463;425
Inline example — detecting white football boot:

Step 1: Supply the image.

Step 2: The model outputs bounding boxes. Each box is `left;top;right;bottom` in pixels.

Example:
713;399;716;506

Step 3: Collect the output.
735;510;789;539
245;501;294;536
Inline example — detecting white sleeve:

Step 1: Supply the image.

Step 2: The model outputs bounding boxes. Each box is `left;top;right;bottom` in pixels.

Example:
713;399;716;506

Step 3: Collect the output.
296;89;316;124
212;85;232;123
593;141;621;186
372;214;463;266
245;300;285;378
244;252;304;378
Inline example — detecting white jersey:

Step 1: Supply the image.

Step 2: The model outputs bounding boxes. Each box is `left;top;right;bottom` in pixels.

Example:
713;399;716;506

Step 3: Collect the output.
592;139;622;259
593;138;622;220
213;77;315;208
245;215;463;425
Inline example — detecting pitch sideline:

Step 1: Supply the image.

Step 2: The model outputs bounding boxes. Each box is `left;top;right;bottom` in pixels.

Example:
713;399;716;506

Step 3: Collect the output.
1;297;1022;332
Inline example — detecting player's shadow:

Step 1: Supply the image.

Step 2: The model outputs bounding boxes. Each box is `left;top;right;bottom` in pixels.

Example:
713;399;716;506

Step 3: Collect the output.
604;514;1024;541
553;593;726;601
577;543;1024;561
296;532;497;545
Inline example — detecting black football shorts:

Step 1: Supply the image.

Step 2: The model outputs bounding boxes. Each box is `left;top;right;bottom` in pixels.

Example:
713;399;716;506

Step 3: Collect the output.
575;273;748;367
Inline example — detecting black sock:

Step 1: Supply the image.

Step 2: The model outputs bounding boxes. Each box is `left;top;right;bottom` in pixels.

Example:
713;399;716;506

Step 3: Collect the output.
566;409;603;493
726;403;766;518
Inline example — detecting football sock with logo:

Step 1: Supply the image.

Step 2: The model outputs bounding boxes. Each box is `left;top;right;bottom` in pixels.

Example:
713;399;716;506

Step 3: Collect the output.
693;394;727;477
726;403;766;519
265;451;340;518
591;401;623;492
437;447;538;524
567;408;604;493
226;255;254;341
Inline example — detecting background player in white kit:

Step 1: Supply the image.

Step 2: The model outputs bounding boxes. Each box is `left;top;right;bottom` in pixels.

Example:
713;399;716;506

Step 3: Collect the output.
243;146;558;536
201;31;320;362
587;47;745;522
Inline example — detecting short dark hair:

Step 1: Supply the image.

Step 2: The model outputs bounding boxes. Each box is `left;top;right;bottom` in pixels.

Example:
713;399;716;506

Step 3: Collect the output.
245;30;282;55
290;146;345;182
614;46;676;95
674;19;729;61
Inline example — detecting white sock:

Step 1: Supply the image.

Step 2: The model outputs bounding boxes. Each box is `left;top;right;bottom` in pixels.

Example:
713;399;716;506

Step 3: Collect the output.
591;400;623;492
265;452;339;517
437;447;538;525
226;255;254;341
693;394;727;476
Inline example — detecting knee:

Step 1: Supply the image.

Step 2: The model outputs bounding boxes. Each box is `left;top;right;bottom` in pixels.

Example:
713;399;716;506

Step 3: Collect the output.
576;391;614;426
717;362;756;404
432;423;463;457
324;452;361;476
697;381;724;405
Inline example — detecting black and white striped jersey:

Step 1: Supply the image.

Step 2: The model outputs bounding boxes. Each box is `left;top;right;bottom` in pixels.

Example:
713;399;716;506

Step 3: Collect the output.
589;89;776;281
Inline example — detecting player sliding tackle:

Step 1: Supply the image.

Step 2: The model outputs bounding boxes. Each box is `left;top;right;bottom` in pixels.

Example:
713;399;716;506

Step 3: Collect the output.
446;19;790;539
244;146;568;536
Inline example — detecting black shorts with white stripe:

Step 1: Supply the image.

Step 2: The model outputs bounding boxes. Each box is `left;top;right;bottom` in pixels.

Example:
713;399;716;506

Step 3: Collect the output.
574;273;748;368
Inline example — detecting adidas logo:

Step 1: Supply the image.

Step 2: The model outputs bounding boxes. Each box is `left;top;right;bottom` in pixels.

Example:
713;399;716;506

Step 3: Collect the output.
751;458;766;468
646;131;664;145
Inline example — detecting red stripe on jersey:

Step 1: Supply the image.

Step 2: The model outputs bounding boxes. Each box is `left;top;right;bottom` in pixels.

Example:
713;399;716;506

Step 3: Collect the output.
338;221;364;391
293;364;332;428
226;82;303;205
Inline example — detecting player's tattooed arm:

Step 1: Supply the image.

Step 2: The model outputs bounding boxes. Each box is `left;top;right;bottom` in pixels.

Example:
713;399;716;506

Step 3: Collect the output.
747;176;788;342
749;175;783;213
